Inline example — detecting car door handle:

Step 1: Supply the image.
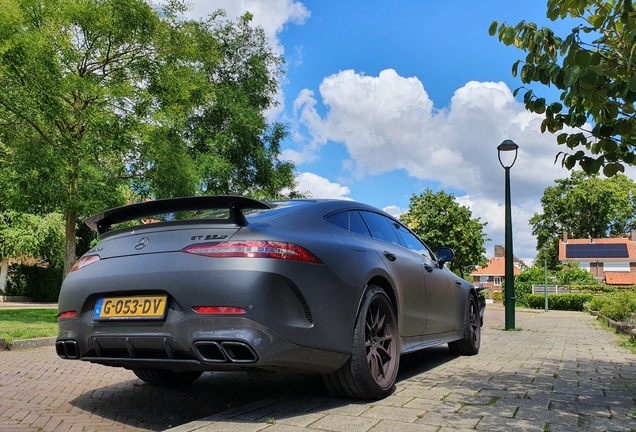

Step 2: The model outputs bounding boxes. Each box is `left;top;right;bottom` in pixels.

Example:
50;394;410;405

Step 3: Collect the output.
383;251;397;261
423;264;434;273
455;281;462;288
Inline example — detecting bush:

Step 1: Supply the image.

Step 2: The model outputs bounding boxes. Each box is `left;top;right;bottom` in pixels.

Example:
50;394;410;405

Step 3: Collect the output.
6;264;63;302
492;291;503;301
600;301;632;322
588;296;608;311
526;294;594;311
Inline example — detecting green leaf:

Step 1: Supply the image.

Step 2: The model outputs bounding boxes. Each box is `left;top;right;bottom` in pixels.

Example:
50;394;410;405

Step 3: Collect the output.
563;65;581;86
603;163;625;177
557;133;568;144
623;153;635;164
550;102;563;112
575;50;591;68
489;21;499;36
523;89;534;103
503;27;516;45
512;60;521;78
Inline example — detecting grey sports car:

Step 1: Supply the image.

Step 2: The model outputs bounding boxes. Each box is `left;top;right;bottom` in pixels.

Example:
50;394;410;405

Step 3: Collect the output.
56;196;484;399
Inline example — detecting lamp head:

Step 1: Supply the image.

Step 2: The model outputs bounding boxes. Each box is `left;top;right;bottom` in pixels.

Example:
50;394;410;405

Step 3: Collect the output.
497;139;519;168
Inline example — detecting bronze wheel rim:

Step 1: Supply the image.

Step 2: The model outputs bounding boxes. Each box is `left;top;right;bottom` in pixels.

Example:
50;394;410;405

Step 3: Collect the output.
364;296;398;388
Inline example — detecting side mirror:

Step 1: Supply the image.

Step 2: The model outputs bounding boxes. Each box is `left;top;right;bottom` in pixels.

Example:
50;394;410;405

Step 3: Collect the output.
435;247;455;267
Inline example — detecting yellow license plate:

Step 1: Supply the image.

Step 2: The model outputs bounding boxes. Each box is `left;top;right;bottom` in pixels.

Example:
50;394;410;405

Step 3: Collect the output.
94;295;167;320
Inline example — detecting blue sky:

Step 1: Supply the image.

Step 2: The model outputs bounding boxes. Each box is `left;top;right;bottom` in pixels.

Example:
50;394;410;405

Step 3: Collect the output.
183;0;604;264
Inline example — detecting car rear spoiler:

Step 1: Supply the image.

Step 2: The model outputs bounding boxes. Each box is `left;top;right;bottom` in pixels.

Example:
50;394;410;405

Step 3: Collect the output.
85;196;271;234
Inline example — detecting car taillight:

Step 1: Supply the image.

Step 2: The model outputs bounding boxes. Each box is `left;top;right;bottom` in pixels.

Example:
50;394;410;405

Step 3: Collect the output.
71;255;100;272
181;241;323;264
192;306;247;315
58;311;77;319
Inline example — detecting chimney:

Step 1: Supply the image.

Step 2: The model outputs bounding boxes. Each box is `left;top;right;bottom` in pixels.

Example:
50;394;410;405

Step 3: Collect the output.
494;245;505;258
563;232;568;243
631;230;636;242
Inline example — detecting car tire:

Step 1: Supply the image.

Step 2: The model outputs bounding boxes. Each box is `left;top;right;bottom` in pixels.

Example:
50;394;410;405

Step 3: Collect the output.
133;369;203;387
448;294;481;355
323;285;399;400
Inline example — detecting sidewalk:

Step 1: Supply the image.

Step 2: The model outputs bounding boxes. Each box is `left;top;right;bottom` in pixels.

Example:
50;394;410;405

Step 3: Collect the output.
167;308;636;432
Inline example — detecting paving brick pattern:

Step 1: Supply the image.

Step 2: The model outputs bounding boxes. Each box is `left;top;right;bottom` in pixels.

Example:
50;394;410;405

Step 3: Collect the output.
166;308;636;432
0;348;322;431
1;308;635;431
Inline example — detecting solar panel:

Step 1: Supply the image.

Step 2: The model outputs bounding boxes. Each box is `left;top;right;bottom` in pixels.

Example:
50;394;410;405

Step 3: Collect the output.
565;243;629;258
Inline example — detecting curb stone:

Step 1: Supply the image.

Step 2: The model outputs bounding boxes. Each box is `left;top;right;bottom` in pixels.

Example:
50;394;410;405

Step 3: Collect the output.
7;336;56;351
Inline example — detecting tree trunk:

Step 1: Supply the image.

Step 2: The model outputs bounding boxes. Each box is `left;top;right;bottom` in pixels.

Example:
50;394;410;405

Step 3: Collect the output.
63;211;77;281
0;257;8;295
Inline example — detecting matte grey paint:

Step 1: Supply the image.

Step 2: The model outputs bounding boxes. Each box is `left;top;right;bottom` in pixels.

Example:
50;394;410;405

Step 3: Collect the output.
57;198;482;375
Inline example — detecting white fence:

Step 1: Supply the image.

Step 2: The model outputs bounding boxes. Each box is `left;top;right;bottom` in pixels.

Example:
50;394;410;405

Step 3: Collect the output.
531;285;582;295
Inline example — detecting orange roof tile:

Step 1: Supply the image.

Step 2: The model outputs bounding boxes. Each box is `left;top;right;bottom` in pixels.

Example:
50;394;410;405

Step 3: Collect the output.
605;272;636;285
559;237;636;261
471;257;522;277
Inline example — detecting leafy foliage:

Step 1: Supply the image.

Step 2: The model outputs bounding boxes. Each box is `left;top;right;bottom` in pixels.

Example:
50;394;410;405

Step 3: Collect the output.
587;290;636;321
0;1;296;278
491;0;636;175
526;293;594;310
510;266;551;306
400;188;489;276
6;263;63;302
556;261;597;285
0;212;64;266
530;171;636;269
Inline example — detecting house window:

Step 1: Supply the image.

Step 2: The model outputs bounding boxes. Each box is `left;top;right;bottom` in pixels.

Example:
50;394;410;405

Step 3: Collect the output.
494;277;501;286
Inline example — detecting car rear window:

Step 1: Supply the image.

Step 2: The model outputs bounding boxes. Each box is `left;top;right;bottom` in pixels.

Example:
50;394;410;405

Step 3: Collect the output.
326;212;349;230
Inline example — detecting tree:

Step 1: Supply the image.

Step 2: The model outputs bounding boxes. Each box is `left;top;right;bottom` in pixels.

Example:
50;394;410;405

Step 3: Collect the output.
184;13;295;199
400;189;489;276
556;261;597;285
530;171;636;269
0;1;295;279
490;0;636;176
0;212;64;294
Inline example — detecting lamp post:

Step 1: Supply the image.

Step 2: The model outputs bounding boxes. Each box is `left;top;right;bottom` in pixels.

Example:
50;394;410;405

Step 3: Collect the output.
497;139;518;330
543;250;549;312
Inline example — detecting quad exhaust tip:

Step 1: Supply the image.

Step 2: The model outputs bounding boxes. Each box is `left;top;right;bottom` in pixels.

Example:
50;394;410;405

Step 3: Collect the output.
56;340;79;359
193;341;258;363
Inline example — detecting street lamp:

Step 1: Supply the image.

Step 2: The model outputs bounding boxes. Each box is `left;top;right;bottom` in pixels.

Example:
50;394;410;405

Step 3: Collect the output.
497;139;518;330
542;248;549;312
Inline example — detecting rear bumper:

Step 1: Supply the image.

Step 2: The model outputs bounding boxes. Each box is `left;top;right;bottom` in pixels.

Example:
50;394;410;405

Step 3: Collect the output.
57;315;350;374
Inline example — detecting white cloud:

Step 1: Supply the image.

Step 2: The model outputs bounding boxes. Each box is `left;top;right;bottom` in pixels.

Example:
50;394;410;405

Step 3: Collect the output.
456;194;541;264
294;172;352;200
383;205;406;217
182;0;310;56
289;69;591;260
292;69;571;201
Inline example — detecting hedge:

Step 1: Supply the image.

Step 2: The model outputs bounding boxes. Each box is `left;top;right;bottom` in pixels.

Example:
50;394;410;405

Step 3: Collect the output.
6;263;63;302
526;294;593;311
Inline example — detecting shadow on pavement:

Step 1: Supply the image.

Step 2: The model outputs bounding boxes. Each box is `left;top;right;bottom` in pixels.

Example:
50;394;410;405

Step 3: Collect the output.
69;370;324;430
68;346;457;431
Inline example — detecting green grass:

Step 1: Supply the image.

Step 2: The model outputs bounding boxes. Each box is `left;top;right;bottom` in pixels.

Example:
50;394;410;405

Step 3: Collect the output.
597;315;636;355
0;308;58;347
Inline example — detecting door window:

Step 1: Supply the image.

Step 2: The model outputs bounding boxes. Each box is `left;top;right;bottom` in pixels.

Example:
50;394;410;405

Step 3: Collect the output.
359;211;400;245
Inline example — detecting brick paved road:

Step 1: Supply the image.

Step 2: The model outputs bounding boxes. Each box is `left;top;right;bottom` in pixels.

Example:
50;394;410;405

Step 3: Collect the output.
0;348;323;431
167;308;636;432
2;307;635;431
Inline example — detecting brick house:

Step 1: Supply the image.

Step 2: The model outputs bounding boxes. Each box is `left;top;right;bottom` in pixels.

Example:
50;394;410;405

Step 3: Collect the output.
470;245;526;292
558;231;636;285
